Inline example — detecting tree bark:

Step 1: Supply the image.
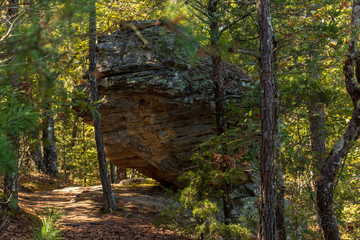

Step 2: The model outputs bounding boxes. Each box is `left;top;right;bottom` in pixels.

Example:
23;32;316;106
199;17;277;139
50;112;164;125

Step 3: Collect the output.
110;162;117;184
257;0;276;239
30;129;46;173
315;1;360;239
89;0;117;211
42;114;59;176
309;103;326;188
117;167;127;181
70;116;78;147
272;31;286;240
275;160;286;240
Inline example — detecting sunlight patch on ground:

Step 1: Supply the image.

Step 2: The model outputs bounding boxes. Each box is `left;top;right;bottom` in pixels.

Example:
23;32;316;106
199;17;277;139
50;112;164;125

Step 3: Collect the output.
52;185;103;193
52;186;85;192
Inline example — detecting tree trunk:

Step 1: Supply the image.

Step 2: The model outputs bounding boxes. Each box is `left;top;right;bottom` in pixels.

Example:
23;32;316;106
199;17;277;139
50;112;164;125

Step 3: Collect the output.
30;129;46;173
308;103;326;236
70;116;78;147
257;0;276;239
315;1;360;239
117;167;127;181
309;103;326;187
89;0;117;211
272;30;286;240
110;162;117;184
43;114;59;176
207;0;233;225
275;161;286;240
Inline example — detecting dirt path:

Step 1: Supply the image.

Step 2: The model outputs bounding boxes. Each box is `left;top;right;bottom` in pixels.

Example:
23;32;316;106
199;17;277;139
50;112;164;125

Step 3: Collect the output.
16;181;188;240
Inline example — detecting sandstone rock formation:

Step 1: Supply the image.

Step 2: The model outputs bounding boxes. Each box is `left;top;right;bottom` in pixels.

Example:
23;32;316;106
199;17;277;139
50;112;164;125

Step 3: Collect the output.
81;20;252;187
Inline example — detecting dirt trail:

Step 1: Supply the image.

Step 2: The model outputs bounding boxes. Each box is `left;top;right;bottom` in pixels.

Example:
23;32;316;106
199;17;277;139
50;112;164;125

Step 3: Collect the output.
17;181;187;240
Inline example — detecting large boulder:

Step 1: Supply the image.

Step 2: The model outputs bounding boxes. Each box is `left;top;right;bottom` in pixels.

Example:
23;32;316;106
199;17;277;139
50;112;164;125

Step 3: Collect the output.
81;20;251;186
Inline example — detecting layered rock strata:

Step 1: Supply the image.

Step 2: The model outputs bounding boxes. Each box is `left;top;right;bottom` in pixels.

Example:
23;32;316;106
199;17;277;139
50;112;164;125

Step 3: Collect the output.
81;20;251;186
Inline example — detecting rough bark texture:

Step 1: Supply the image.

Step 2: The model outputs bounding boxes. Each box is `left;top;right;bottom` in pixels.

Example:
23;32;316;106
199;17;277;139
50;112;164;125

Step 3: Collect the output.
315;1;360;239
275;161;285;240
30;130;46;173
273;41;286;240
257;0;276;239
110;162;117;184
89;0;117;211
43;115;59;176
79;20;252;187
275;98;286;238
309;103;326;186
308;103;326;237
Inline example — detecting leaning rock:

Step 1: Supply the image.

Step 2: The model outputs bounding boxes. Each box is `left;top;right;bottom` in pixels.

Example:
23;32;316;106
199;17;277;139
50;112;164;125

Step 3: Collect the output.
81;20;252;187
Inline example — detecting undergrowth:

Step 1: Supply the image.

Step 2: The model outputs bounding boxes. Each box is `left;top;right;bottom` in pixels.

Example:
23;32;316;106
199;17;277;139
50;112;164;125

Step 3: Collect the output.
32;207;64;240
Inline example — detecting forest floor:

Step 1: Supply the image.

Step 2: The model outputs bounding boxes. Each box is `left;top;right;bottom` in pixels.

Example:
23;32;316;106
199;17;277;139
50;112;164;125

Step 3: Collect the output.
0;174;190;240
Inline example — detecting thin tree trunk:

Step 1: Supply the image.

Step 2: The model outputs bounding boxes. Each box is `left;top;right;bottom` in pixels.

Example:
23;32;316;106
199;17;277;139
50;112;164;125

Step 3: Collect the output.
30;129;46;173
315;1;360;239
257;0;276;239
43;114;58;176
308;103;327;237
117;167;127;181
275;105;286;240
89;0;117;211
207;0;233;225
272;32;286;240
70;115;78;147
275;160;286;240
309;103;326;188
110;162;117;184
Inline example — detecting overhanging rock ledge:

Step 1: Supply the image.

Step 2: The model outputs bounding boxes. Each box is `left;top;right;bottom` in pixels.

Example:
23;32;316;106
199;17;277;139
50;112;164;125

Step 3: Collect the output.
80;20;252;187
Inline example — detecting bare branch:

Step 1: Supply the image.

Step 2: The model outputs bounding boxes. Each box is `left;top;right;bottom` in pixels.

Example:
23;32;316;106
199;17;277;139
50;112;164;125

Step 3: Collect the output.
221;9;255;33
230;48;259;58
0;14;18;42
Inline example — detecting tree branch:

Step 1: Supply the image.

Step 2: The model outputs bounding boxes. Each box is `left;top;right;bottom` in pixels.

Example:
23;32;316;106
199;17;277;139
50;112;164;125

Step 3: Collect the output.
343;0;360;102
230;48;259;58
221;9;255;33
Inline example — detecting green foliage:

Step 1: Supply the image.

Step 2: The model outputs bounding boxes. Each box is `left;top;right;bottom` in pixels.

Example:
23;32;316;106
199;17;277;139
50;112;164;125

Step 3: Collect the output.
8;198;19;209
0;0;359;238
0;134;16;175
0;85;38;136
165;100;260;238
0;83;37;177
32;208;64;240
56;118;99;186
